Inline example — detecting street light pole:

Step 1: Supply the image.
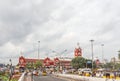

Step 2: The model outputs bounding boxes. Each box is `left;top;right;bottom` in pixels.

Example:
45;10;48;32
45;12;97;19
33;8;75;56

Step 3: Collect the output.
61;49;67;70
101;44;104;63
90;39;94;71
118;50;120;61
52;49;67;71
9;59;12;80
52;49;67;58
38;41;40;59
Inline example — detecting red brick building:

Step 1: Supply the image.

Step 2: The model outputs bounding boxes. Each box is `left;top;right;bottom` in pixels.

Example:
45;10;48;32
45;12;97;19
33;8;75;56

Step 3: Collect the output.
19;56;71;69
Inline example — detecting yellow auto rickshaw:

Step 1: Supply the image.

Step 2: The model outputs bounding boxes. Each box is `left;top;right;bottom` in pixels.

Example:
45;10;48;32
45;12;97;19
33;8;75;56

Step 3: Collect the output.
102;72;110;79
116;73;120;80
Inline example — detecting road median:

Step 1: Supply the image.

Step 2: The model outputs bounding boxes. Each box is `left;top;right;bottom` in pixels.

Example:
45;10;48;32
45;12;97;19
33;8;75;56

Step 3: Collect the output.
53;73;89;81
53;73;119;81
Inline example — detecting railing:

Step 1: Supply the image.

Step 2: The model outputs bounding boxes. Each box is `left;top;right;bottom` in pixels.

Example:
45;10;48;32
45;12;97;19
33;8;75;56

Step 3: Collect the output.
18;72;26;81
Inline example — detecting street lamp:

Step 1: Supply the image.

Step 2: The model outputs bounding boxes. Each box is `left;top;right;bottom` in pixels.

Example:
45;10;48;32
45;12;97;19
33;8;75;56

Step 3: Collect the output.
101;44;104;63
61;49;67;69
9;59;12;65
52;49;67;58
9;59;13;80
90;39;94;71
118;50;120;60
38;41;40;59
52;49;67;71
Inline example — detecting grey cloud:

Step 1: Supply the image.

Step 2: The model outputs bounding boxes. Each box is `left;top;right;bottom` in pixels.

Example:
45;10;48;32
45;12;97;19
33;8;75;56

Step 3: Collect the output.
91;0;120;37
0;0;120;64
0;0;63;46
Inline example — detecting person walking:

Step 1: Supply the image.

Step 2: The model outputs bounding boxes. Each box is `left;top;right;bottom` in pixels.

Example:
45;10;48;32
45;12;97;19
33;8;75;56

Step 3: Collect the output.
105;72;110;81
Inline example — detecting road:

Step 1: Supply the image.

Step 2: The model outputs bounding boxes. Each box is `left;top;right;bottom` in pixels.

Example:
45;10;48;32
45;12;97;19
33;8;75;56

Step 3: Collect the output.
33;75;68;81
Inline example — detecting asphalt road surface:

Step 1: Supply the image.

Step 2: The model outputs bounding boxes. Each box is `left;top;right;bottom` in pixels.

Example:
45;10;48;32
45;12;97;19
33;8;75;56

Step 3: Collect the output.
33;75;68;81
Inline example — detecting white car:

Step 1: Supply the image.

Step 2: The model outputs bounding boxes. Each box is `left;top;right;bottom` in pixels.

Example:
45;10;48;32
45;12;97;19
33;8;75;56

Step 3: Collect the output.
33;70;38;76
78;68;92;75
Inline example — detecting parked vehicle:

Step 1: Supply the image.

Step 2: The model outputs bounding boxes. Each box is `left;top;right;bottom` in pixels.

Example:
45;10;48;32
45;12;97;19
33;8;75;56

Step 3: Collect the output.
78;68;92;76
42;70;47;76
33;70;38;76
116;72;120;80
102;72;116;79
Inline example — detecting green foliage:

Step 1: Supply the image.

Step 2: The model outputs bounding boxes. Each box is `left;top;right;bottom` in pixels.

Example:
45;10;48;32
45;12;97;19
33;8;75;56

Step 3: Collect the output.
0;71;18;81
105;62;113;69
26;61;42;69
26;62;34;69
0;71;5;75
71;57;86;69
10;78;18;81
116;63;120;70
34;61;42;69
0;74;9;81
102;62;120;70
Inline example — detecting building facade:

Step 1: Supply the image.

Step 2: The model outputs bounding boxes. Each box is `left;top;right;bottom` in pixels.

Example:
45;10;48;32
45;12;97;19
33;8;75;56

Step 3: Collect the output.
18;56;71;70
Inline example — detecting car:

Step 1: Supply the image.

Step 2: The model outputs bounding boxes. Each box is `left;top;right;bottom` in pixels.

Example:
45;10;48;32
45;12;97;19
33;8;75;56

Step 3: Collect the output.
78;68;91;73
42;72;47;76
78;68;92;76
42;70;47;76
33;70;38;76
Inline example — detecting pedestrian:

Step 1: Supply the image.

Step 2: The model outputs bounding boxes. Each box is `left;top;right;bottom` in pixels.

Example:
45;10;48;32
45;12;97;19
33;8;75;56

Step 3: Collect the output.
112;72;116;81
105;72;110;81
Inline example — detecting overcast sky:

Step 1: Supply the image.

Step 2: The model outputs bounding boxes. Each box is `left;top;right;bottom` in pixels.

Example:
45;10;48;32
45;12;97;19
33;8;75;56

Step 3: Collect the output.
0;0;120;65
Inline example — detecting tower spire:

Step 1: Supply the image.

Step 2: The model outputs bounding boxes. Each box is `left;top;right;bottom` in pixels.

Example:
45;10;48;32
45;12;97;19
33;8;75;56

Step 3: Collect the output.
74;43;82;57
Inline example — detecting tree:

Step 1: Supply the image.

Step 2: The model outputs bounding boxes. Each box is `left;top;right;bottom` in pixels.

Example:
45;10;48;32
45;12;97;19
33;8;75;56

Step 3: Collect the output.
100;62;120;70
115;63;120;70
34;61;42;69
103;62;113;70
71;57;86;69
26;62;33;69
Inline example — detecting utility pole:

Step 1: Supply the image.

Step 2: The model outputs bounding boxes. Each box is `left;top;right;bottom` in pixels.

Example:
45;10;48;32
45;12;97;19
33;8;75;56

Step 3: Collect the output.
9;59;12;81
118;50;120;61
52;49;67;71
90;39;94;71
101;44;104;63
38;41;40;59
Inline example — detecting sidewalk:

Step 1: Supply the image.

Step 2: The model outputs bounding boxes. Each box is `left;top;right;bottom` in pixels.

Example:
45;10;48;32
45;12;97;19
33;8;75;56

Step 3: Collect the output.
54;73;120;81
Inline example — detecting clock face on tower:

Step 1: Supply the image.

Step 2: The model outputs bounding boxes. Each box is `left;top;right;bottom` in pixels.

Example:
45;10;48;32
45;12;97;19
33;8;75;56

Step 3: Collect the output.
74;47;82;57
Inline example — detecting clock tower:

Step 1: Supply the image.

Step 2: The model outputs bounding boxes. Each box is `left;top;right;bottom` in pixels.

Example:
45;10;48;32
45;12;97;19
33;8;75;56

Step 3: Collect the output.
74;43;82;57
